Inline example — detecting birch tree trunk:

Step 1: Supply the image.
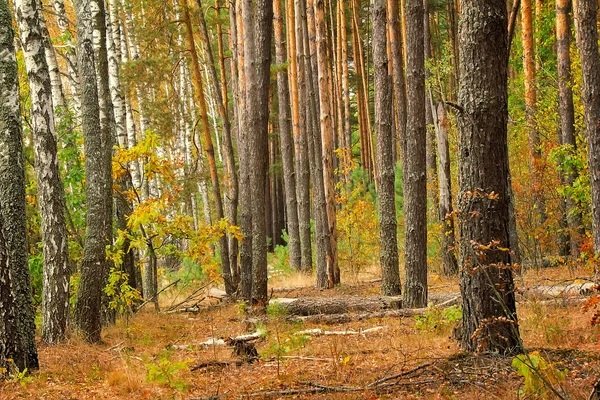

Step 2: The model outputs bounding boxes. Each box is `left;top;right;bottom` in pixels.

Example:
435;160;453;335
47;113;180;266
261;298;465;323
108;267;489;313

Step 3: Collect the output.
16;0;71;344
0;0;39;369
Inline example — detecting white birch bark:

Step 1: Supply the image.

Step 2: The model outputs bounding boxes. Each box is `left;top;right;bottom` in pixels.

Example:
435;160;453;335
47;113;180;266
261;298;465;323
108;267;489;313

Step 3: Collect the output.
15;0;70;344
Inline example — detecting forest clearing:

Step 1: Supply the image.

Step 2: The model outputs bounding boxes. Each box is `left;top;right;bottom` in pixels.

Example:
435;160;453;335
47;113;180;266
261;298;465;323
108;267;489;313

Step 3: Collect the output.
4;0;600;397
3;265;600;399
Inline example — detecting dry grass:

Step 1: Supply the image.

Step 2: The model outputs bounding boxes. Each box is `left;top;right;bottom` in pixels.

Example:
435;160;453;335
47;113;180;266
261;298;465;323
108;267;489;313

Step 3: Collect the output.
1;266;599;399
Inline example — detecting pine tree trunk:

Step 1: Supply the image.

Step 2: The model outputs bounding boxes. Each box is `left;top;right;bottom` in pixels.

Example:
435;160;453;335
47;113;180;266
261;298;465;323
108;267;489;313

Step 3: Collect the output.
274;0;302;270
73;0;108;343
387;0;407;163
457;0;521;353
241;0;273;304
314;0;339;286
403;0;428;308
556;0;582;258
575;0;600;260
374;0;401;296
433;101;458;275
16;0;71;344
291;0;313;272
0;0;39;369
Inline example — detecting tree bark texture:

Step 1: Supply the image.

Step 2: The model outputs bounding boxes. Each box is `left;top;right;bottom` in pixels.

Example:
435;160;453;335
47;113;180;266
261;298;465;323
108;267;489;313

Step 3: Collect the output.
373;0;401;296
403;0;428;308
457;0;521;353
0;0;39;369
16;0;71;344
73;0;108;343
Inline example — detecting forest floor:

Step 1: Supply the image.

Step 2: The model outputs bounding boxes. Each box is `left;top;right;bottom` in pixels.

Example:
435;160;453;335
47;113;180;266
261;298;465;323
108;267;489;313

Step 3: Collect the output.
2;265;600;399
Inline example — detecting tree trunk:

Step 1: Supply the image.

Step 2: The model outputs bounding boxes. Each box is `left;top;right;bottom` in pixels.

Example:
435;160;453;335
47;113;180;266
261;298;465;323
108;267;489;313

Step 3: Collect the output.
575;0;600;261
433;101;458;275
291;0;313;272
16;0;71;344
241;0;273;304
403;0;428;308
557;0;582;258
73;0;108;343
274;0;302;270
0;0;39;369
314;0;339;286
457;0;521;353
387;0;407;164
373;0;401;296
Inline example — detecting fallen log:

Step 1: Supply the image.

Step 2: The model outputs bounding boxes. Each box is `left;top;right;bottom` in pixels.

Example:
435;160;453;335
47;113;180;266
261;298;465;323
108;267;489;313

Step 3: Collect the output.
286;307;430;324
517;282;595;300
273;293;458;316
294;326;387;336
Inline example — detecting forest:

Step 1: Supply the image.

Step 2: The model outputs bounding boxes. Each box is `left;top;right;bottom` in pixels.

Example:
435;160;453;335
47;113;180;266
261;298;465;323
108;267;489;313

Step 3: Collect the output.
2;0;600;397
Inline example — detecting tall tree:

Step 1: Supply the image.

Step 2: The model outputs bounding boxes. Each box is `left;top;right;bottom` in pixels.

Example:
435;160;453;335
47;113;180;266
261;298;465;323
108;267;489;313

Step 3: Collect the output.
15;0;70;344
457;0;521;353
274;0;302;271
403;0;428;308
73;0;108;343
290;0;313;272
387;0;406;161
434;102;459;275
241;0;273;303
314;0;339;286
0;0;39;370
575;0;600;261
374;0;401;296
556;0;582;258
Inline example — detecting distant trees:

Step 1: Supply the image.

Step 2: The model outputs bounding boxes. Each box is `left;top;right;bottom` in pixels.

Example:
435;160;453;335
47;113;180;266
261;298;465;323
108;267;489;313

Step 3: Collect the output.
0;0;39;370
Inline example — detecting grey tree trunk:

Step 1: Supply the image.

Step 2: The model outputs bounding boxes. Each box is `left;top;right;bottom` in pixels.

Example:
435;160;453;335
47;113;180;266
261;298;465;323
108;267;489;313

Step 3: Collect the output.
574;0;600;259
403;0;428;308
242;0;273;304
457;0;521;353
274;0;302;271
293;0;314;272
15;0;71;344
433;101;458;275
373;0;401;296
0;0;39;370
73;0;108;343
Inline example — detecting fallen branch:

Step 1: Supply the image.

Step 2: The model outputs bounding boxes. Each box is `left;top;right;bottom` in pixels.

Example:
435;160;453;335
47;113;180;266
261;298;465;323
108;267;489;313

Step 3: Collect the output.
294;326;386;337
286;307;429;324
170;329;265;350
165;280;214;312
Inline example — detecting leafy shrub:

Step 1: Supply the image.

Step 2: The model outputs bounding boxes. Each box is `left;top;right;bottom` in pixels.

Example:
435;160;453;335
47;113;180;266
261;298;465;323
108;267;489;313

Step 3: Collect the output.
512;351;568;399
414;305;462;334
145;356;191;391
